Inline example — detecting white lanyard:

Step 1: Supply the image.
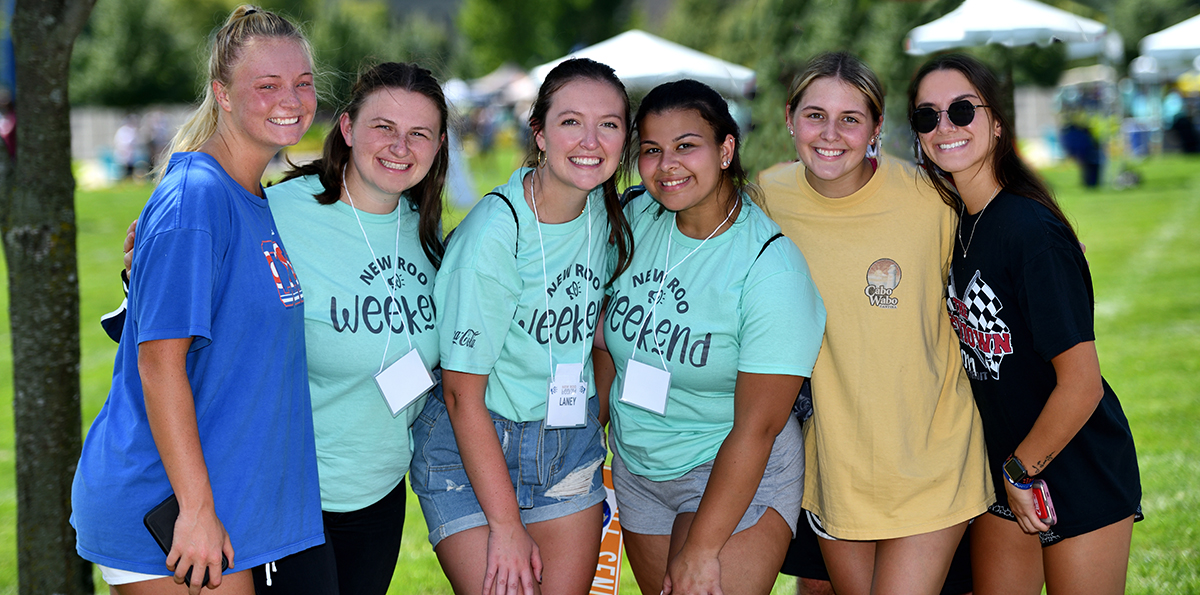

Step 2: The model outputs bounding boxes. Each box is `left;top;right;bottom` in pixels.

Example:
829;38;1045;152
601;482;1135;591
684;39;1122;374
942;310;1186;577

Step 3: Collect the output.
633;198;739;370
342;170;415;374
529;171;593;378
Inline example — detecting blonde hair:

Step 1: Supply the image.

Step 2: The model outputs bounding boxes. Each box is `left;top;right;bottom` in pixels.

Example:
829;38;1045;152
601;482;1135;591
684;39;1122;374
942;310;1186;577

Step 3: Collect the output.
155;5;313;180
786;52;885;124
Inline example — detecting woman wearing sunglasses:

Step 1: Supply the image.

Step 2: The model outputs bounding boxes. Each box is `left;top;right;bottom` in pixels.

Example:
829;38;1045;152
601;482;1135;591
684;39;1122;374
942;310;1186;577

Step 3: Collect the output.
758;52;992;595
909;54;1140;595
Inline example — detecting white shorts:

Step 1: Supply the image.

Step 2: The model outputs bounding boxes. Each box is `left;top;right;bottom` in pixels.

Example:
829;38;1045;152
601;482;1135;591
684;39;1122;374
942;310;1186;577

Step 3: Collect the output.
97;564;167;585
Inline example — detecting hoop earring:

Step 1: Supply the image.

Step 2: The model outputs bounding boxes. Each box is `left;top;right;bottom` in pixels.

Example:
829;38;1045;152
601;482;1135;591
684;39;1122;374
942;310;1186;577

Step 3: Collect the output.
537;149;546;168
866;136;879;159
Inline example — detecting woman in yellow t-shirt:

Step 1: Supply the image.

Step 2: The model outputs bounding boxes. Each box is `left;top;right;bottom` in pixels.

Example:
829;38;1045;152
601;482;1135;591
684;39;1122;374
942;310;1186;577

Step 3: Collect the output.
758;52;993;595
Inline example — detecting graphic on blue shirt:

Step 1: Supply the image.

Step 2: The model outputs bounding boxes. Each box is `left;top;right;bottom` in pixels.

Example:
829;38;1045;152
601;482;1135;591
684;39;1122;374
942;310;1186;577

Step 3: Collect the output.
947;269;1014;380
262;238;304;307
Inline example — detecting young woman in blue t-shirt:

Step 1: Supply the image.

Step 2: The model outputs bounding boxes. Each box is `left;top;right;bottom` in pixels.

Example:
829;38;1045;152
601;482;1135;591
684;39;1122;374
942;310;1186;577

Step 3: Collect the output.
116;62;452;594
909;54;1141;595
72;7;323;594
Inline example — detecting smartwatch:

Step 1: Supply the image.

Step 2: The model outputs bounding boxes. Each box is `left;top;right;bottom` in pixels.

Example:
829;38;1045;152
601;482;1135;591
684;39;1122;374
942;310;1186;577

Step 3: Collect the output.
1003;454;1033;489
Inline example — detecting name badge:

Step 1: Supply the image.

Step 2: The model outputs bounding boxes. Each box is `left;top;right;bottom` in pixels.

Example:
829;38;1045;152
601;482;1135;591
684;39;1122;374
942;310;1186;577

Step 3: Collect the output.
374;349;435;417
546;363;587;429
619;358;671;416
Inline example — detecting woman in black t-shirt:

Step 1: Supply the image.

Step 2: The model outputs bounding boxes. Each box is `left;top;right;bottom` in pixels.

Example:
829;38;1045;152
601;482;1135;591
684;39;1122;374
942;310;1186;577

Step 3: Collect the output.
907;54;1141;595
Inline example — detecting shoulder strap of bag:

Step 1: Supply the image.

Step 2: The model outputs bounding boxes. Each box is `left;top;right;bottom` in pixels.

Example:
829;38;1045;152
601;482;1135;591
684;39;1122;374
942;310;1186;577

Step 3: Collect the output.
486;191;519;255
755;232;785;262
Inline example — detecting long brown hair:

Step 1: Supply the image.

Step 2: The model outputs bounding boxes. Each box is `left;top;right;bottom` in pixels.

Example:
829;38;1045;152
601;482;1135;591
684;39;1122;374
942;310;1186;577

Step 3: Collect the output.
281;62;449;268
908;54;1078;242
527;58;634;286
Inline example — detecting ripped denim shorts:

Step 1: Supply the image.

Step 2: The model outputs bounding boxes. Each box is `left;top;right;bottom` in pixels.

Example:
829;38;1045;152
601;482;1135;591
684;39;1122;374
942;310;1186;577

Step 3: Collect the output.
409;392;607;549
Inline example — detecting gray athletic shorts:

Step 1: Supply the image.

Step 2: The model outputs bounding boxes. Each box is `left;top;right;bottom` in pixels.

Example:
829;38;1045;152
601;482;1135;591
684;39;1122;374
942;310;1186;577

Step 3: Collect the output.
610;414;804;537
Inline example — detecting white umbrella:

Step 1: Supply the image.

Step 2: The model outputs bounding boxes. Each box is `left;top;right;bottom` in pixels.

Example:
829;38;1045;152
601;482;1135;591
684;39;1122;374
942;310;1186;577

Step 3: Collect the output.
531;30;755;98
1139;13;1200;63
906;0;1106;55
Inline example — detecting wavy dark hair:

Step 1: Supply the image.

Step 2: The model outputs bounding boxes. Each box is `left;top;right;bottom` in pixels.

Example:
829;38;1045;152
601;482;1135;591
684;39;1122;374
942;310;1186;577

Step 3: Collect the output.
908;54;1077;242
634;78;759;212
281;62;449;267
527;58;634;285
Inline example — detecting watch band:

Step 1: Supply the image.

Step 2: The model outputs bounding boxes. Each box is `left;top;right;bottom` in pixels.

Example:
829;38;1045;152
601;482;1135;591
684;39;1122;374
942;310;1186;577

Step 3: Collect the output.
1003;454;1033;489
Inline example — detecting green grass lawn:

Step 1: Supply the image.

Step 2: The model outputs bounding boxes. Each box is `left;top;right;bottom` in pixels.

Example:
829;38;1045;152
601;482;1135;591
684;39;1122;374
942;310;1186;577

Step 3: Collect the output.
0;153;1196;594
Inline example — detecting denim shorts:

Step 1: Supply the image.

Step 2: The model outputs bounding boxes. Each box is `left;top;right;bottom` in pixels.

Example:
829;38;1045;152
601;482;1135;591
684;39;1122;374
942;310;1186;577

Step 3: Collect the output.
409;393;607;549
611;414;804;538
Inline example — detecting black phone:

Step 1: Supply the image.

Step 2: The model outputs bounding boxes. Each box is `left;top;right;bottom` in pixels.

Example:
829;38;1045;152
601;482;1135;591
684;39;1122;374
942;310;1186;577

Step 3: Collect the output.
143;494;230;587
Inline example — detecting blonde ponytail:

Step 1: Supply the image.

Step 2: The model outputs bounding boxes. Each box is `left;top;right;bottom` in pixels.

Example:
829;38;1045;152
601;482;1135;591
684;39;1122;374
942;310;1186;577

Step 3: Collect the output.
154;5;313;180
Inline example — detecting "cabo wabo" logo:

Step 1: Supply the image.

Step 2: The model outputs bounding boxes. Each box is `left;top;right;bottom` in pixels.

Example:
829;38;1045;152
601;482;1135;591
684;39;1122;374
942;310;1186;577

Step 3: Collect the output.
863;258;901;309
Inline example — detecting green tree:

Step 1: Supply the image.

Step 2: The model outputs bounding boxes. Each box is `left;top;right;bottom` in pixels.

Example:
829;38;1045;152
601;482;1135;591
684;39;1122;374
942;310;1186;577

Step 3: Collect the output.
69;0;460;108
656;0;1075;173
458;0;631;77
308;0;455;109
658;0;960;172
71;0;202;105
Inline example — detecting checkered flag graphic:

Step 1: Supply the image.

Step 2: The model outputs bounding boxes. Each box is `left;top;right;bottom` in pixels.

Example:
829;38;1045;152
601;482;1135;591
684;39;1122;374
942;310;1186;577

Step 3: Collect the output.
961;270;1010;379
963;271;1004;328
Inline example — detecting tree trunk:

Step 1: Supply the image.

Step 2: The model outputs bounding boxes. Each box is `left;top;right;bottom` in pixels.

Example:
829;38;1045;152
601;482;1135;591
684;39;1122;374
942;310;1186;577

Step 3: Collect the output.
3;0;97;593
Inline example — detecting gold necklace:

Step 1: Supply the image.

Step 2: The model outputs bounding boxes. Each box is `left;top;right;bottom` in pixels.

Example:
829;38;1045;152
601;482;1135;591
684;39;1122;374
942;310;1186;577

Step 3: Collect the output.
958;185;1001;258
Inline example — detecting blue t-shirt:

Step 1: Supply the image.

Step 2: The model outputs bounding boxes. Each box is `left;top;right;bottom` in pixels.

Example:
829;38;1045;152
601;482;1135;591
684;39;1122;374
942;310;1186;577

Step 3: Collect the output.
71;152;324;574
606;193;825;480
435;168;609;422
269;175;439;512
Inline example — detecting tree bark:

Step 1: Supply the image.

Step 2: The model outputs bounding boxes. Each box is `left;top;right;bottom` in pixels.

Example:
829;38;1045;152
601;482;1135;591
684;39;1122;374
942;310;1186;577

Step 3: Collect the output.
3;0;97;593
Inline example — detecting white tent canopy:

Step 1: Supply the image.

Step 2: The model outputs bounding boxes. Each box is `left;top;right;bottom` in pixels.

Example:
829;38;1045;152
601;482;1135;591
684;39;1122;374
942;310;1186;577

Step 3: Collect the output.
905;0;1107;56
1139;13;1200;63
531;30;756;98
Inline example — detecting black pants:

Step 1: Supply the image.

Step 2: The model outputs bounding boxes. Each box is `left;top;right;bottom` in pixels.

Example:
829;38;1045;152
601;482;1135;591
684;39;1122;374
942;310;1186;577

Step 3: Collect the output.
253;478;407;595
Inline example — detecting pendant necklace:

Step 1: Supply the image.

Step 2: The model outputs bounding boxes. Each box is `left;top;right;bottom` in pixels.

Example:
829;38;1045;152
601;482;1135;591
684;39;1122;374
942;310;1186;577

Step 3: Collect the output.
958;185;1001;257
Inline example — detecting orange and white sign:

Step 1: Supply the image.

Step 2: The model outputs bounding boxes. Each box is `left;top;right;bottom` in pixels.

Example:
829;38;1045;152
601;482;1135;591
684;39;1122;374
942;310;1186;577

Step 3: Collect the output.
590;465;623;595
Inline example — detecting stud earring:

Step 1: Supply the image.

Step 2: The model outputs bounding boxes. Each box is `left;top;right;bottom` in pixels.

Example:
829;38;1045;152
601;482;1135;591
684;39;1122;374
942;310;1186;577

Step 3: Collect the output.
788;127;794;137
722;160;730;168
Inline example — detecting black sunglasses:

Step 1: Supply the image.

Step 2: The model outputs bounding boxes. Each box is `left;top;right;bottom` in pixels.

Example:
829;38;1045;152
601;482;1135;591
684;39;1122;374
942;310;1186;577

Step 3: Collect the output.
910;100;989;134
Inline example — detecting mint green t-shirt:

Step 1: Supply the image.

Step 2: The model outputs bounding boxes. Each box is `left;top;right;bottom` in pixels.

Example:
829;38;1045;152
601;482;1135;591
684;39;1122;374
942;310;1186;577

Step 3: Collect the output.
436;168;610;422
269;175;439;512
605;193;825;481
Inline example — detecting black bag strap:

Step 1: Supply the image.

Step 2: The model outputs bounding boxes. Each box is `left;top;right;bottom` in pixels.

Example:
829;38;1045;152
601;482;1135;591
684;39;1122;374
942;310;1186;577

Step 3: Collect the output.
445;191;519;253
756;232;785;262
486;191;520;254
620;184;648;207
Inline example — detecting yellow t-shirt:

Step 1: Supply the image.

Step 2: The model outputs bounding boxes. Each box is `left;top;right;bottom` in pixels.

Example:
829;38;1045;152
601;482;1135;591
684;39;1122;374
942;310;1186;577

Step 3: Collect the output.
759;156;993;540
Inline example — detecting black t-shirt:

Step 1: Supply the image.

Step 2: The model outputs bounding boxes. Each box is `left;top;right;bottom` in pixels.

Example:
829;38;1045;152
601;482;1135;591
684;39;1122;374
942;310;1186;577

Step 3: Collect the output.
947;191;1140;539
